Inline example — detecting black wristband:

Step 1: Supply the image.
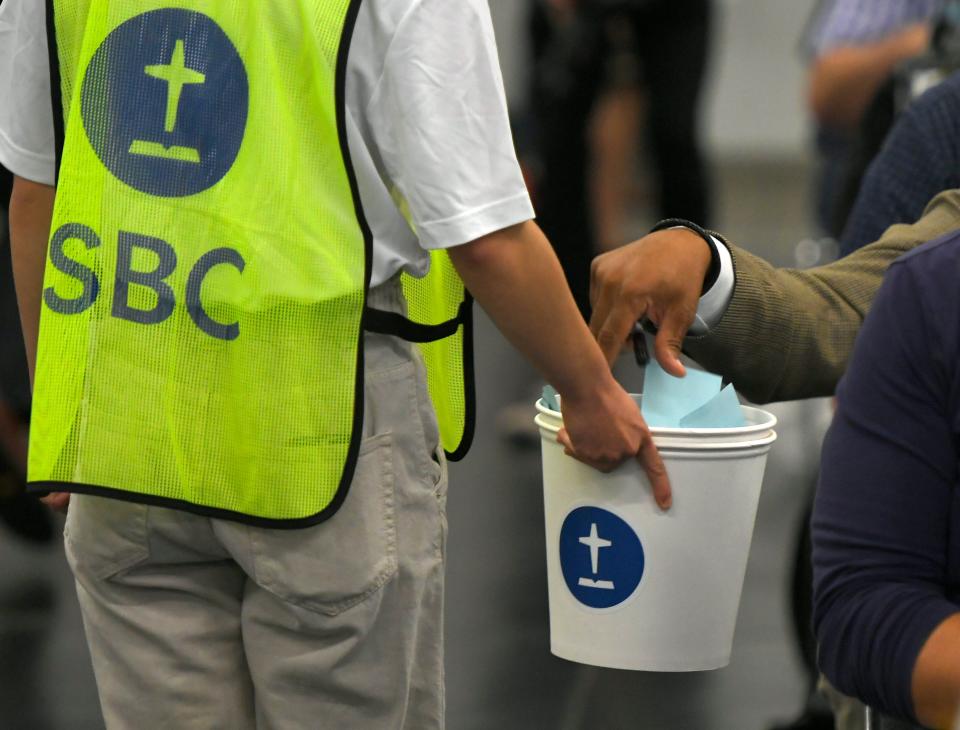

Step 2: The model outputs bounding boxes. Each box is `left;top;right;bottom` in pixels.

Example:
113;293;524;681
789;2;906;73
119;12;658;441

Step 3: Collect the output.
650;218;721;295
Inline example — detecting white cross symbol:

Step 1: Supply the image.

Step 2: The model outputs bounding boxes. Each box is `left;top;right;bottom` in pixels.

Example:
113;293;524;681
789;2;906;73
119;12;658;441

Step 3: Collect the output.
145;39;206;133
579;523;612;575
129;39;205;164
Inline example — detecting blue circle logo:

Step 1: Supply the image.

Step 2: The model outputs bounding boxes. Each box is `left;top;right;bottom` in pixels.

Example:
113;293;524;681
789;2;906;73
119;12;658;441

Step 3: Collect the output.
559;507;645;609
80;9;249;197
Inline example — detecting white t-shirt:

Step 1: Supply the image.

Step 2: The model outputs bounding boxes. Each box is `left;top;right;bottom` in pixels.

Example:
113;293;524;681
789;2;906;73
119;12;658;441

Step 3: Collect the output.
0;0;535;286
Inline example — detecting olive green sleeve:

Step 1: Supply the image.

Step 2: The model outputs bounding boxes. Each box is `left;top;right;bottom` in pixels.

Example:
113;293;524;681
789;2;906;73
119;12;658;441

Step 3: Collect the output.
684;190;960;404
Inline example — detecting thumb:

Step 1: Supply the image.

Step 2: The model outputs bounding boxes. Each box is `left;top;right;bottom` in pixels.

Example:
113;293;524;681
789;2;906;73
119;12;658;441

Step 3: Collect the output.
654;305;695;378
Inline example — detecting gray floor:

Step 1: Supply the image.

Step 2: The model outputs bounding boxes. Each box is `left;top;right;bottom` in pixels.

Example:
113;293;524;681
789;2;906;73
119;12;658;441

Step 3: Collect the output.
0;158;832;729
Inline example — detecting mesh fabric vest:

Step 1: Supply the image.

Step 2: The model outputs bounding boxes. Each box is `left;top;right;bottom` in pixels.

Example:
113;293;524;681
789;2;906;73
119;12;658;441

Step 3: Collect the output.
29;0;473;526
31;0;472;526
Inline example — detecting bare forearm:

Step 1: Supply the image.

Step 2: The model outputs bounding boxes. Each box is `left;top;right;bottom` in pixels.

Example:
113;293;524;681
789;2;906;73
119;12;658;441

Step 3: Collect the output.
449;220;670;504
809;24;929;128
912;613;960;729
448;220;615;402
9;176;55;384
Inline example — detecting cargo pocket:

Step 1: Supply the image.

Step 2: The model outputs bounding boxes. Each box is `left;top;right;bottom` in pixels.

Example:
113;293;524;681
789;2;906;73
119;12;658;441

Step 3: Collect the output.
249;432;398;616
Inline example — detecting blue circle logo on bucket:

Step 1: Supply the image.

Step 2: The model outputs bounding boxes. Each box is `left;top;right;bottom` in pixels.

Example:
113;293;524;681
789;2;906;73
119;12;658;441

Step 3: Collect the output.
559;507;645;609
81;9;249;197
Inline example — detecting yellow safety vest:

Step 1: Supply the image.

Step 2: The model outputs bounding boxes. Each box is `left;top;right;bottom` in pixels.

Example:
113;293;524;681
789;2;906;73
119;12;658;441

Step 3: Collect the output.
31;0;473;526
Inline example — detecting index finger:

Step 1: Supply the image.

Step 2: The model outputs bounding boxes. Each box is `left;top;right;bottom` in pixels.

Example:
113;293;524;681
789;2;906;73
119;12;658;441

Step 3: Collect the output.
637;435;671;510
597;301;644;367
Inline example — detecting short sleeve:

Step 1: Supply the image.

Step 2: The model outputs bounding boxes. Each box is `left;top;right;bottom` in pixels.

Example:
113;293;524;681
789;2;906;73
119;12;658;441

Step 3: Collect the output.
363;0;533;250
0;0;57;184
807;0;939;57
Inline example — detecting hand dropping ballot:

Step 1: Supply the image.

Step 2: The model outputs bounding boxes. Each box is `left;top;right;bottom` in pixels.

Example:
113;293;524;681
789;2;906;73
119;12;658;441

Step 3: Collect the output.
534;359;776;671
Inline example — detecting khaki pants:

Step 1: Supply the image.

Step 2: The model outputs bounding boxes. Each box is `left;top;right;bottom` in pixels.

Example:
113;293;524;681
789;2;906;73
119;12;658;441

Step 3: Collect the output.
65;284;448;729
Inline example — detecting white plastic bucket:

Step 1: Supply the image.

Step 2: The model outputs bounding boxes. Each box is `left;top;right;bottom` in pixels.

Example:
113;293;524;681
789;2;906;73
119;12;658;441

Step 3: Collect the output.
535;395;776;672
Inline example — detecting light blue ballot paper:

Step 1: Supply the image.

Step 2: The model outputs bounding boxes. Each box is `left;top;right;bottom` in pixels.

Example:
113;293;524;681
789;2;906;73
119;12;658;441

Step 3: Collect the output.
542;384;560;411
679;383;745;428
642;358;746;428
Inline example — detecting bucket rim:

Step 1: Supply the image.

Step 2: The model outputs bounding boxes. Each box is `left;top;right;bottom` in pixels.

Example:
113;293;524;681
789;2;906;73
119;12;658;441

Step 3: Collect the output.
534;412;777;451
535;394;777;436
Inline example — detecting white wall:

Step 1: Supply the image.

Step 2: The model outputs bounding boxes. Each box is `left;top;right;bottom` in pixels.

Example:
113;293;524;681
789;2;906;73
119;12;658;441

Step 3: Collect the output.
704;0;818;158
487;0;529;108
488;0;818;160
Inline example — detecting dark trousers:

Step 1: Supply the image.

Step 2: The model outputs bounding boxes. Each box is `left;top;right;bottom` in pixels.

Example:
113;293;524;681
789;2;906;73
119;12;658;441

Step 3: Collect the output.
530;0;712;318
0;167;30;418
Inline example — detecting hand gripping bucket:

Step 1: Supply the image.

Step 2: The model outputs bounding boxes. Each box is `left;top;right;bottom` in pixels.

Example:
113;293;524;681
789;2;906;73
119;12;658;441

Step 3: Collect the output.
535;395;777;672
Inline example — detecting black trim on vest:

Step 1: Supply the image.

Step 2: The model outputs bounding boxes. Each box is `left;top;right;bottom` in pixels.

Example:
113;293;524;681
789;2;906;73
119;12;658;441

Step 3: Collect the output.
26;480;356;529
317;0;372;526
364;296;476;461
27;1;371;529
44;0;65;182
364;301;467;342
445;292;475;462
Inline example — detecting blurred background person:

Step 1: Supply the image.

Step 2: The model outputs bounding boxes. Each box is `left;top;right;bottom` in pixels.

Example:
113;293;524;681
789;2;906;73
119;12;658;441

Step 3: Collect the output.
527;0;712;318
0;165;51;545
803;0;942;238
839;3;960;255
501;0;713;443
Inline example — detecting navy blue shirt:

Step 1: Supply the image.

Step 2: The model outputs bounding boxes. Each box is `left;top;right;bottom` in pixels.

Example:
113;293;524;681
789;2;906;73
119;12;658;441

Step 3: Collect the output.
812;232;960;722
840;71;960;257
